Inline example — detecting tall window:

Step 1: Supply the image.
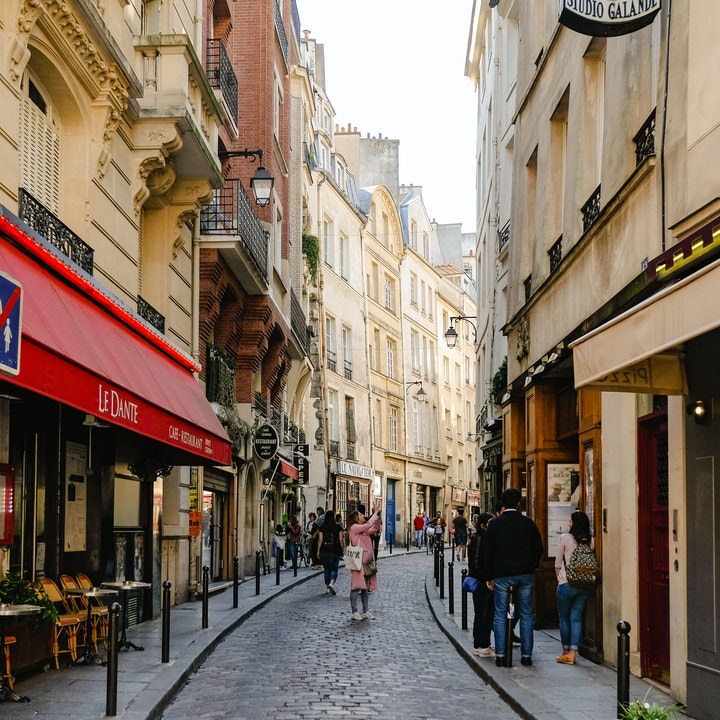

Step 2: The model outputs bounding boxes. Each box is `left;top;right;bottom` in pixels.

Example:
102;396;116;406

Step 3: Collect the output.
410;273;418;306
389;406;398;452
342;326;352;379
328;389;339;442
384;277;394;312
325;315;336;372
386;338;395;379
410;330;420;373
339;232;349;279
323;218;334;268
410;219;418;250
412;400;422;451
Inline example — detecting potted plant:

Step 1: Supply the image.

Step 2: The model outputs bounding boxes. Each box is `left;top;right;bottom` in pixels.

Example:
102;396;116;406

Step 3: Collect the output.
620;691;684;720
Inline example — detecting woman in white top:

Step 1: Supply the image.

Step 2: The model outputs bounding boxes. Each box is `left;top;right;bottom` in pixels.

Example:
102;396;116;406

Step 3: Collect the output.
554;511;594;665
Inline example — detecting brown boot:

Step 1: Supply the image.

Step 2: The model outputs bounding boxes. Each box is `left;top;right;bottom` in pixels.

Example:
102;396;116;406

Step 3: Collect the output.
556;649;576;664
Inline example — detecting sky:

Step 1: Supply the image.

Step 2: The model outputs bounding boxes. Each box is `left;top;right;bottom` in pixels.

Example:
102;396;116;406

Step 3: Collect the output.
297;0;478;234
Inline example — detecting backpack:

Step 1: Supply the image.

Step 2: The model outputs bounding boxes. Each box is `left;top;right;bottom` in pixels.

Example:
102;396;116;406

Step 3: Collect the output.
564;540;599;588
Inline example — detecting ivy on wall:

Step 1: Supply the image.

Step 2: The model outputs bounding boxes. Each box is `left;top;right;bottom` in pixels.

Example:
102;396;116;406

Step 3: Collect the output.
302;233;319;283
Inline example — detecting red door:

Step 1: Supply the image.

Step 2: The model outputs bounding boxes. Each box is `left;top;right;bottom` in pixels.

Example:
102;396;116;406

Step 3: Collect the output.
638;412;670;684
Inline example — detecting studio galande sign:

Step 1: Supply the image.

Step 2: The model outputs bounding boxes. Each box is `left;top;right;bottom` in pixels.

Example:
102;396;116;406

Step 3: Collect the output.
558;0;661;37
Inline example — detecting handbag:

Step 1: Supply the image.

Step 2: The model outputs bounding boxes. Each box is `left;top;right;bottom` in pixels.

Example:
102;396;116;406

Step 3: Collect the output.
344;544;363;571
362;558;377;576
461;575;480;593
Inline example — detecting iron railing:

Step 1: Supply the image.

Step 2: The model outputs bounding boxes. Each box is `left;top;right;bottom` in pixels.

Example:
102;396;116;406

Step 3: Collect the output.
581;185;601;233
206;344;236;406
634;109;656;167
206;39;238;127
200;178;268;281
498;220;510;253
19;188;94;274
549;235;562;274
290;288;310;357
137;296;165;333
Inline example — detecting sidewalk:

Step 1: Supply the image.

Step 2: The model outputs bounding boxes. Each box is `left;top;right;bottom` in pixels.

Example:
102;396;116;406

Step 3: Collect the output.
3;548;689;720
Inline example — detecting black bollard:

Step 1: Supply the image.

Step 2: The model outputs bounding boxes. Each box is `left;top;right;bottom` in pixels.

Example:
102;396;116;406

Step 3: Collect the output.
201;565;209;629
389;534;393;554
504;586;514;667
276;548;283;586
233;557;239;608
434;544;440;584
448;560;454;614
161;581;171;663
292;542;298;577
617;621;631;718
106;602;121;717
461;568;468;630
255;551;261;596
439;545;445;599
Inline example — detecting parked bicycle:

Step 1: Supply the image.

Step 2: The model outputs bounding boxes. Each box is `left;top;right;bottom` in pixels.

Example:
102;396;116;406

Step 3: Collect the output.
296;533;311;567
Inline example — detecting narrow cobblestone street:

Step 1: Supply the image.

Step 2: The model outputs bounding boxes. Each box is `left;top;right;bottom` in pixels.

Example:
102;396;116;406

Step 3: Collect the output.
161;553;520;719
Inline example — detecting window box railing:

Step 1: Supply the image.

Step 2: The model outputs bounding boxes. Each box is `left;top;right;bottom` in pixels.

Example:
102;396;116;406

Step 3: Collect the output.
344;360;353;380
206;39;238;127
498;220;510;253
330;440;340;457
581;185;601;233
549;235;562;274
19;188;94;274
634;109;656;167
137;296;165;333
326;349;337;372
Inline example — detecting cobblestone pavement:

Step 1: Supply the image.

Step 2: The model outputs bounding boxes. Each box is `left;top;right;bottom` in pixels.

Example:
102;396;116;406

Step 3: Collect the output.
161;553;520;720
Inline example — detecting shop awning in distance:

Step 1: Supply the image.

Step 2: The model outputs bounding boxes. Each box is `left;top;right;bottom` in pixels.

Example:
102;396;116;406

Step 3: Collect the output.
0;210;232;466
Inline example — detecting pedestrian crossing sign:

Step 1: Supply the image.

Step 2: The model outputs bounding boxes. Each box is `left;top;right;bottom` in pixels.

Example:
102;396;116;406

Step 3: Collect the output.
0;270;22;376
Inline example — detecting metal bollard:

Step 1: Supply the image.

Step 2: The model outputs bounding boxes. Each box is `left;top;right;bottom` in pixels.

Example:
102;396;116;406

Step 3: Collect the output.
201;565;209;629
106;602;121;716
434;544;440;584
439;546;445;599
617;621;631;718
293;543;298;577
255;551;261;596
461;568;468;630
448;560;454;614
276;548;283;586
161;581;171;663
389;535;393;554
233;557;239;608
504;586;514;667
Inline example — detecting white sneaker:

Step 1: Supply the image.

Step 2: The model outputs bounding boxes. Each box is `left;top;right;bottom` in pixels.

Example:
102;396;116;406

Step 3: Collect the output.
350;612;362;621
474;647;495;657
361;612;374;620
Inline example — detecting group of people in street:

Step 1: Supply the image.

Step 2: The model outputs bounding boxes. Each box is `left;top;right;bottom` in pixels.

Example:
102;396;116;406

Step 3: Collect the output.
462;487;597;668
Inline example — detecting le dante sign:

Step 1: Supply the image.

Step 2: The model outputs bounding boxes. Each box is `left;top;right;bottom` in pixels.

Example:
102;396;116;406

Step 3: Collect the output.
558;0;661;37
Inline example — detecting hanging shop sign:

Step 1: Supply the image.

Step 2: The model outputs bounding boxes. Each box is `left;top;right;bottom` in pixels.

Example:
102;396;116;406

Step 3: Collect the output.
253;424;279;460
558;0;661;37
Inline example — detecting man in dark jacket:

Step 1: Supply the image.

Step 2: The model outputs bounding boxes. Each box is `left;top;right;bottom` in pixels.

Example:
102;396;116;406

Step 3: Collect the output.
484;487;543;667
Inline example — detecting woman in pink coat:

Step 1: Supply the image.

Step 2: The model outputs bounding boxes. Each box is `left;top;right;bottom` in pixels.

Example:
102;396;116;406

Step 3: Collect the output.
347;505;382;620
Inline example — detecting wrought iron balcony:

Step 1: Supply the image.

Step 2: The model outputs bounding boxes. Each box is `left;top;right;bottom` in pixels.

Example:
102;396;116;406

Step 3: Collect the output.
206;344;236;406
346;442;356;461
344;360;353;381
549;235;562;274
206;39;238;127
498;220;510;254
137;296;165;334
19;188;94;274
581;185;601;233
330;440;340;457
200;178;268;281
634;109;656;167
326;349;337;373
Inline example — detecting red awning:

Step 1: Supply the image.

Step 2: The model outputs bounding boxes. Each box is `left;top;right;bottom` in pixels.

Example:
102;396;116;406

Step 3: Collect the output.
0;213;231;465
275;459;299;480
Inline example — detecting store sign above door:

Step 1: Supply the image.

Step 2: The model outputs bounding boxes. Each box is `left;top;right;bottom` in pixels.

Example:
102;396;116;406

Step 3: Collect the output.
558;0;661;36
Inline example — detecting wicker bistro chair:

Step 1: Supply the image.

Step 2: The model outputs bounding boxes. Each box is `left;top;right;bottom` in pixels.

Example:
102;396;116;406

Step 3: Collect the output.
73;573;109;651
3;635;16;690
36;578;82;668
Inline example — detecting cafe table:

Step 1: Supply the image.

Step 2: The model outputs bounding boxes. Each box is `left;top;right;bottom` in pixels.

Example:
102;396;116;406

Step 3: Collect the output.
101;581;151;651
64;587;117;665
0;603;40;702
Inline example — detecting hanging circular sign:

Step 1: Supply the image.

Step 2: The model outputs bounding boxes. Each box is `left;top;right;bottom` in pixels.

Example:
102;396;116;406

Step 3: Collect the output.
253;424;279;460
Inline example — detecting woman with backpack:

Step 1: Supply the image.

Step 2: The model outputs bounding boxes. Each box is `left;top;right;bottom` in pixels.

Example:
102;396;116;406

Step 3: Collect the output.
317;510;345;595
554;510;596;665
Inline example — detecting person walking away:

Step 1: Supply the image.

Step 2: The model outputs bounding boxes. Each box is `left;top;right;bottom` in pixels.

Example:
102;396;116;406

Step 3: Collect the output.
317;510;344;594
309;508;324;569
484;487;543;667
285;515;302;567
271;524;286;569
347;505;382;619
554;511;595;665
468;512;495;656
413;512;425;549
453;508;469;561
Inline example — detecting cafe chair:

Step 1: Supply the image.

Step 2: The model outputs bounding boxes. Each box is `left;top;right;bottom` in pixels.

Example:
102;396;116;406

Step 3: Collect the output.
3;635;16;690
36;578;82;668
74;573;109;651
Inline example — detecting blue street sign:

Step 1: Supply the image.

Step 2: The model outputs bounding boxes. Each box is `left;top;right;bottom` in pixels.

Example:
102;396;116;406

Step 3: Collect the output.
0;270;22;376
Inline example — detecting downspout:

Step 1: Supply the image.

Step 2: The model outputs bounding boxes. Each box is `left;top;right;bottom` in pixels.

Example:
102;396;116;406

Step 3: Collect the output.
659;0;672;252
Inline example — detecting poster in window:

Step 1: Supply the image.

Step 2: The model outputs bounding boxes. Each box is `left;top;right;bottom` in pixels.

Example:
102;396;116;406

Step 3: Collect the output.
584;445;594;529
0;463;14;545
64;441;87;551
546;463;579;557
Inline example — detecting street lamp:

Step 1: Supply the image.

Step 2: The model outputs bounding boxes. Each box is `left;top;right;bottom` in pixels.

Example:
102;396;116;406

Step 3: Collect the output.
444;315;477;349
218;148;274;206
404;381;427;401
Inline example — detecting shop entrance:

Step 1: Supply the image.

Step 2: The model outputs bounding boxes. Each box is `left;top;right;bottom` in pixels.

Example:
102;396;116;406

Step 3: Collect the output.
638;410;670;684
202;489;225;581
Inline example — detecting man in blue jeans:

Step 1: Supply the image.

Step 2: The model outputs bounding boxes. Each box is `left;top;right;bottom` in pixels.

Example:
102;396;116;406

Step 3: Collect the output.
484;487;543;667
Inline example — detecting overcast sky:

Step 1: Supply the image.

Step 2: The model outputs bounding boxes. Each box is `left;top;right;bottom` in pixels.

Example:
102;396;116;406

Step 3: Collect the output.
297;0;477;233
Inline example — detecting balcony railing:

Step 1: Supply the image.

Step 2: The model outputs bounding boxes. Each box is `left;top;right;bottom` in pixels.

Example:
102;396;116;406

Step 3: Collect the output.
206;39;238;127
253;392;268;418
581;185;601;233
549;235;562;274
326;349;337;372
330;440;340;457
346;442;356;461
344;360;353;381
200;179;268;280
634;109;656;167
206;344;236;406
19;188;94;274
137;296;165;333
498;220;510;254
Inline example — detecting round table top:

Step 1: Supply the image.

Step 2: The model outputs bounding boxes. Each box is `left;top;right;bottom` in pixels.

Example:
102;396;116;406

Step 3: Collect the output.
65;587;118;598
101;581;151;590
0;603;42;617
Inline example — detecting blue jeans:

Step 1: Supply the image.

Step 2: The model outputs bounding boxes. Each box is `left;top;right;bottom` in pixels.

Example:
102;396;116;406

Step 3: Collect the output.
414;529;423;547
472;583;493;649
492;574;535;657
287;541;297;566
557;582;591;650
320;549;340;586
